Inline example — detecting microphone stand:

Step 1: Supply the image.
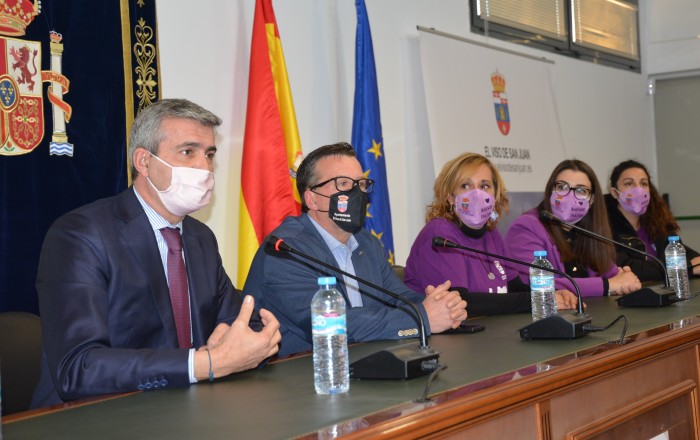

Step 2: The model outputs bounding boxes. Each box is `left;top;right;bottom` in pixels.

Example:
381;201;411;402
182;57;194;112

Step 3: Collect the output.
540;210;678;307
432;237;592;340
266;236;440;380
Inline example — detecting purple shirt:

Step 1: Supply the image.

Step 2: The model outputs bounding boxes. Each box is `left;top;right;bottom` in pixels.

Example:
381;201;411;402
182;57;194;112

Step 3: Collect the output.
405;218;517;294
636;226;656;255
505;209;618;297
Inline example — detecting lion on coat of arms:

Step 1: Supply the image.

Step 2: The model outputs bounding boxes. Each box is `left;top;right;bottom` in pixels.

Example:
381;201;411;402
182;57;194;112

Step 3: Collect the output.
10;45;38;92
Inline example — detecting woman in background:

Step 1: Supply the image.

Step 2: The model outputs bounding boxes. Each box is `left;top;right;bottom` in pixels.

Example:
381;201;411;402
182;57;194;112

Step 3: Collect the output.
506;159;641;297
606;159;700;281
404;152;578;316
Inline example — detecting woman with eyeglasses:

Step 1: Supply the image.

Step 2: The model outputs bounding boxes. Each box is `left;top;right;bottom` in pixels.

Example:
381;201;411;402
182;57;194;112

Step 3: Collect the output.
605;159;700;282
505;159;641;297
404;153;580;315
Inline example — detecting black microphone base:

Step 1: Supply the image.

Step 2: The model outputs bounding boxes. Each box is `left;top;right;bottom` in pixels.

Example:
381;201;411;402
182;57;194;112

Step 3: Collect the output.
616;285;678;307
349;343;440;380
519;313;592;340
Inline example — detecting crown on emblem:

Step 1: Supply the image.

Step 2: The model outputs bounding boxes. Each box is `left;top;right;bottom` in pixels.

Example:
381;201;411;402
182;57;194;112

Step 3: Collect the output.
0;0;41;37
49;30;61;43
491;71;506;93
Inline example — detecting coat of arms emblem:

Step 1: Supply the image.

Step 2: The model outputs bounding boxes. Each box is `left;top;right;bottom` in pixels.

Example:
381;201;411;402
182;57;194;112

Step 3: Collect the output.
0;0;72;157
491;71;510;136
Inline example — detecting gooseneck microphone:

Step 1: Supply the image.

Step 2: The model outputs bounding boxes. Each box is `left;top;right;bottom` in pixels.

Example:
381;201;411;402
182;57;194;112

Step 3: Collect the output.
265;235;439;380
540;210;678;307
432;237;592;339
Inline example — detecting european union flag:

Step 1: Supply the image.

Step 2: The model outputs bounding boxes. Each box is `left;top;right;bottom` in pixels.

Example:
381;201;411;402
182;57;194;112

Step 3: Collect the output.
351;0;394;264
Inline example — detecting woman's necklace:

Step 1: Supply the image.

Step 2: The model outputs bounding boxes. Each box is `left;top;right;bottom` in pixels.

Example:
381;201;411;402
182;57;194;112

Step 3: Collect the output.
456;221;495;280
474;252;495;280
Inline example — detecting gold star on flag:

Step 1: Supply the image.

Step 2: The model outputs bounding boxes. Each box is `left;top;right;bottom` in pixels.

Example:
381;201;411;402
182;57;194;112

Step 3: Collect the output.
366;202;372;218
363;170;371;179
387;250;395;266
371;229;383;241
367;139;383;161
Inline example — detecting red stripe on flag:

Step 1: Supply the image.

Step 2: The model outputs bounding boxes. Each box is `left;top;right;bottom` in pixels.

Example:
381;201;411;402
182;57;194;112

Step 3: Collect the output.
240;0;300;248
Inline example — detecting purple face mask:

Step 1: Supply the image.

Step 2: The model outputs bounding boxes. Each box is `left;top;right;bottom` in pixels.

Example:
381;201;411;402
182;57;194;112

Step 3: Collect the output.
550;192;589;224
454;189;495;229
615;187;649;216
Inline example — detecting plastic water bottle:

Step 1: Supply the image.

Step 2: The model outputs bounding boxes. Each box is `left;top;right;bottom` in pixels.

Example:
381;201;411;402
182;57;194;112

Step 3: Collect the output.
529;250;557;321
665;236;690;299
311;276;349;394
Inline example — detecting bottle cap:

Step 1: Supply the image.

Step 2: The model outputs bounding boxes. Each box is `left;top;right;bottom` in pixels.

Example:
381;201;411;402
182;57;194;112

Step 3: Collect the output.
668;236;679;242
534;250;547;257
317;276;337;285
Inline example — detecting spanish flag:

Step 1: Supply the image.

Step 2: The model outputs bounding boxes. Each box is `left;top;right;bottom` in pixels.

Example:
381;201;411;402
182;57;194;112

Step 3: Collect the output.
237;0;302;285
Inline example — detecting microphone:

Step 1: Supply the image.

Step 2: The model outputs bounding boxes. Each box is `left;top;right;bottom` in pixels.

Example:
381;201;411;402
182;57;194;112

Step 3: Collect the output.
540;210;677;307
432;236;592;340
265;235;439;380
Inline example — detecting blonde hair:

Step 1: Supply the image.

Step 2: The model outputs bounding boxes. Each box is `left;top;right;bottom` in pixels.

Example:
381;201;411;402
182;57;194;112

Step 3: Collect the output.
426;152;508;230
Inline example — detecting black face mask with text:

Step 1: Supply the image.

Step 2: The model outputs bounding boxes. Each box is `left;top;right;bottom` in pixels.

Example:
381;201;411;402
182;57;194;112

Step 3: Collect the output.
313;186;368;234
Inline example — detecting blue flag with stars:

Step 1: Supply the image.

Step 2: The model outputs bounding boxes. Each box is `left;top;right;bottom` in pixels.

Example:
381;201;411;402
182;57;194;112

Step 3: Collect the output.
351;0;395;265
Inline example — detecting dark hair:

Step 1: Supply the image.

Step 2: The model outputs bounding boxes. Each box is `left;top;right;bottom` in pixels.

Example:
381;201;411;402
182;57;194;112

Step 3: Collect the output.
538;159;615;274
609;159;679;240
295;142;357;213
129;99;222;178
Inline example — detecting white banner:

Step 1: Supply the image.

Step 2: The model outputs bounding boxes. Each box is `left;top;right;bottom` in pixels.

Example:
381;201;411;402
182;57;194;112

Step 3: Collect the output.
418;29;565;192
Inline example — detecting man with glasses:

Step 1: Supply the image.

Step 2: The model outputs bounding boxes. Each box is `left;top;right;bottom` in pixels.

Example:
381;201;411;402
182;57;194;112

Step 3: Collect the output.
244;142;467;357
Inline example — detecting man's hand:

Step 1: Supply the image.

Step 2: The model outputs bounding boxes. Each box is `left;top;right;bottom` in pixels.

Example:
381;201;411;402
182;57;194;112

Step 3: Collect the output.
195;295;281;381
423;280;468;333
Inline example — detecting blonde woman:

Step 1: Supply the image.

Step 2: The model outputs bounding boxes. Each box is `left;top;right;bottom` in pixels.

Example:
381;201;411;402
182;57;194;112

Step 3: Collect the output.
405;153;578;315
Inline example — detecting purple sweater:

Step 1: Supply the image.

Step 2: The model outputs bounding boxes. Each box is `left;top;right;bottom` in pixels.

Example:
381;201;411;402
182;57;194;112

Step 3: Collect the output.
505;209;618;297
404;218;518;294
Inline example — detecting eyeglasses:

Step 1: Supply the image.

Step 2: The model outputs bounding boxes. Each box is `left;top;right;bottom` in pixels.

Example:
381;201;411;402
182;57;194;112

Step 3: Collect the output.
311;176;375;194
553;181;592;200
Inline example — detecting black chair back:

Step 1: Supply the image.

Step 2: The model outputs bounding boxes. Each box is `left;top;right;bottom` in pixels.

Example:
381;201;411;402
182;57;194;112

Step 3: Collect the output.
0;312;42;415
392;265;405;282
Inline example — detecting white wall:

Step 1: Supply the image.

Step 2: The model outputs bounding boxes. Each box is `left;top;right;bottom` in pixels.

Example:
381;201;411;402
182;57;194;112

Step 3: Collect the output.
157;0;659;283
646;0;700;250
647;0;700;76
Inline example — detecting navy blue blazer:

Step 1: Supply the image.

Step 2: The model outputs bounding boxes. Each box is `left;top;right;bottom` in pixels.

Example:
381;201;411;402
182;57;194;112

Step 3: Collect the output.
243;214;429;357
31;188;249;407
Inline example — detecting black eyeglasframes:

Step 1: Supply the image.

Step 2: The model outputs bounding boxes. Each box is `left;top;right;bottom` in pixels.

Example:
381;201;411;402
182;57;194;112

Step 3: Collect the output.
553;181;592;201
310;176;374;194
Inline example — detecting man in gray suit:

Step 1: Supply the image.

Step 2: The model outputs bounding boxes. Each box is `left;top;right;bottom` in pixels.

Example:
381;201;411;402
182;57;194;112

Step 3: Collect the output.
244;143;467;357
31;99;281;407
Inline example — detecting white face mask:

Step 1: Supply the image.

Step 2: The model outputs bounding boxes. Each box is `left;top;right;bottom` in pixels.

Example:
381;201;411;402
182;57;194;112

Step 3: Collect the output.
147;153;214;216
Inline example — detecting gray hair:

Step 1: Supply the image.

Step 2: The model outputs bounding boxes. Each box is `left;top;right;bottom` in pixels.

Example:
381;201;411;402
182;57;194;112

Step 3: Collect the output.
129;99;222;177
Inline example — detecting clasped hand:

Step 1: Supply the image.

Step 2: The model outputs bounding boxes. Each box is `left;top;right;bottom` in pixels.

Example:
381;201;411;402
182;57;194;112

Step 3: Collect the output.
423;280;468;333
607;266;642;295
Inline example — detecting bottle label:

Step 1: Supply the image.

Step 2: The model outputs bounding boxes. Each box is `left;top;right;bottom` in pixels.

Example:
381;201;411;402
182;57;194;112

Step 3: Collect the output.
666;255;685;270
312;314;347;336
530;275;554;290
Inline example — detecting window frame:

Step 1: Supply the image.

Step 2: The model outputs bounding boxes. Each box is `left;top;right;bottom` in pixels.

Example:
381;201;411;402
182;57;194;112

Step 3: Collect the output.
469;0;641;73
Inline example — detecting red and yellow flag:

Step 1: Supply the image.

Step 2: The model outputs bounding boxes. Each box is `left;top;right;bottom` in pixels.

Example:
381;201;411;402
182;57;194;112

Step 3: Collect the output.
238;0;302;285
